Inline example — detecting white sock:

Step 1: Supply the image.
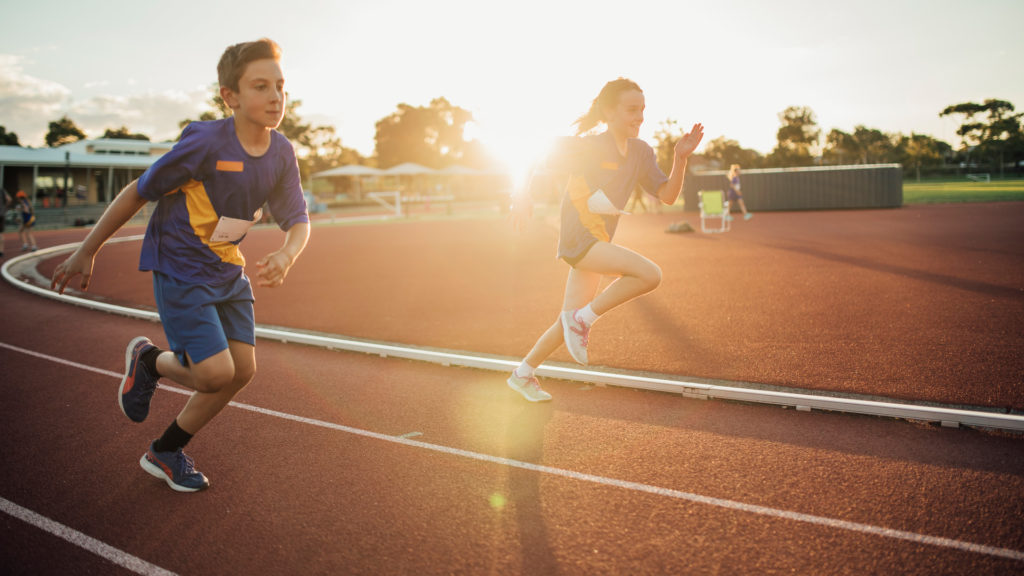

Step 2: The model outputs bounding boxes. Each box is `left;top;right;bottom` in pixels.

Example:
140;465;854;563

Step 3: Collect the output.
577;303;599;326
514;361;535;379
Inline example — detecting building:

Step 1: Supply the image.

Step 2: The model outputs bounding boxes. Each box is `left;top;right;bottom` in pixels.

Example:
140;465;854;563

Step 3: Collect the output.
0;138;169;207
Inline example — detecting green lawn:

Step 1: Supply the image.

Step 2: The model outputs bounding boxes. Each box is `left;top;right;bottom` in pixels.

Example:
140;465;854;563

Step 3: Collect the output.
903;178;1024;204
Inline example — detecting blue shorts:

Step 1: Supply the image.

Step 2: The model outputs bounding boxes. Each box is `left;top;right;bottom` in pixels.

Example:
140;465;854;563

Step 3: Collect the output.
153;271;255;366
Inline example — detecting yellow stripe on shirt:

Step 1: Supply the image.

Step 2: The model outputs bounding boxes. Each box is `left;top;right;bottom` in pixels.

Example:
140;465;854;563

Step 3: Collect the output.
181;180;246;267
566;174;610;242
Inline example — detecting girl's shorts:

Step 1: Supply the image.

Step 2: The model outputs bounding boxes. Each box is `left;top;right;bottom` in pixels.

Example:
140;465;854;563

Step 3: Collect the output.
153;271;255;366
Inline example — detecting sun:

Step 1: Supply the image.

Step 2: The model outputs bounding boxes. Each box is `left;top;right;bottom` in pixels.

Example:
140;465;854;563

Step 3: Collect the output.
477;125;561;199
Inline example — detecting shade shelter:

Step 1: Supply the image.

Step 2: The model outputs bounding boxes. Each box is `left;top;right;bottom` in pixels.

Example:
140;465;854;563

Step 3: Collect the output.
383;162;437;176
311;164;386;202
379;162;440;197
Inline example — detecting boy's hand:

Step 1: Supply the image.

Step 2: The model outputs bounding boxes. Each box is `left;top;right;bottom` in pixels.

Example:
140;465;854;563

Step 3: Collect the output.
51;250;95;295
255;251;294;288
674;123;705;159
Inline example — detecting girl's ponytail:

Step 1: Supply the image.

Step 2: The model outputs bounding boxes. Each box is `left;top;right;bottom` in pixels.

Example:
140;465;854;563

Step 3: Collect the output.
573;78;642;136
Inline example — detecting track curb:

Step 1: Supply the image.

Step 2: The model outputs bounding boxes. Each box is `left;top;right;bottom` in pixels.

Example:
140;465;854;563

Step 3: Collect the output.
6;239;1023;433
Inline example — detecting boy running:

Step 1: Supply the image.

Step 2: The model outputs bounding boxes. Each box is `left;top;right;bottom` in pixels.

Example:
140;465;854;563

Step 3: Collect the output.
51;38;310;492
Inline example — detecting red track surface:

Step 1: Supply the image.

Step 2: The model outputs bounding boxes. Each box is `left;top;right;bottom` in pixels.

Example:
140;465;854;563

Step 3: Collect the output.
26;202;1024;409
2;204;1024;574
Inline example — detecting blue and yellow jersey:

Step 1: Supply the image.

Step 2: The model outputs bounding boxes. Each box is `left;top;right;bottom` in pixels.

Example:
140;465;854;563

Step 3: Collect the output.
136;117;309;285
17;196;35;226
540;131;668;263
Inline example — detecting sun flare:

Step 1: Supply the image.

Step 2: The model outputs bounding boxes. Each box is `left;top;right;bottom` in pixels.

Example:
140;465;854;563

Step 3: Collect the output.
481;127;559;199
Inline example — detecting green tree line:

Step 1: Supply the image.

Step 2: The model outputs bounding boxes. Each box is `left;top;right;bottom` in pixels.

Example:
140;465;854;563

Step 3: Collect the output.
656;100;1023;179
6;95;1021;181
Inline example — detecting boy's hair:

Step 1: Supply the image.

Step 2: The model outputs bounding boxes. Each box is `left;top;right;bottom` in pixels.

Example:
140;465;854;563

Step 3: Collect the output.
217;38;282;92
574;78;643;136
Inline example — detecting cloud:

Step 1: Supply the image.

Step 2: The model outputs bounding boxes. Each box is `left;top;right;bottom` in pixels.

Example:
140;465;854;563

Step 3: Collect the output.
69;90;210;142
0;54;71;143
0;53;209;145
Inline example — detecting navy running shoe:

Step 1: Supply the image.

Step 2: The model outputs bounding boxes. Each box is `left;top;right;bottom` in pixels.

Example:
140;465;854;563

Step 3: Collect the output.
140;443;210;492
119;337;160;422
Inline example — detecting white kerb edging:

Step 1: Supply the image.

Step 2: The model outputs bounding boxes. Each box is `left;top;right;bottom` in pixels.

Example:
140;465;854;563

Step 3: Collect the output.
5;240;1023;433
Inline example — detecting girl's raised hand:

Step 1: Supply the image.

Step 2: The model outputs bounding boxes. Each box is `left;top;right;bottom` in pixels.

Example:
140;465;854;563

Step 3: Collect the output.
675;123;705;158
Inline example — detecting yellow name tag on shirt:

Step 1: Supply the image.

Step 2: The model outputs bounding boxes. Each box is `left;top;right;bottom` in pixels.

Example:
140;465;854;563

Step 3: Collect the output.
601;161;619;170
216;160;244;172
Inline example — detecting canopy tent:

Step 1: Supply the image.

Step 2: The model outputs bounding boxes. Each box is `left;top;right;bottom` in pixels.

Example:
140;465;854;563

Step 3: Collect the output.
383;162;437;175
311;164;386;202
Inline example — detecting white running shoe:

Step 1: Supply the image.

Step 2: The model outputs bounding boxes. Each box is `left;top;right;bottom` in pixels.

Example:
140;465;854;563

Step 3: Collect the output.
561;309;590;365
507;373;552;402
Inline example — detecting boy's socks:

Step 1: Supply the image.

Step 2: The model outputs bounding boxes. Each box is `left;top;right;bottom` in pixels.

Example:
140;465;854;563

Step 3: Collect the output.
578;304;599;326
140;347;163;378
153;419;193;453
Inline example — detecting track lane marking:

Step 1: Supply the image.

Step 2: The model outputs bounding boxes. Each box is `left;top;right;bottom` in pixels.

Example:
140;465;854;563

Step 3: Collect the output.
3;340;1023;564
7;242;1024;433
0;496;176;576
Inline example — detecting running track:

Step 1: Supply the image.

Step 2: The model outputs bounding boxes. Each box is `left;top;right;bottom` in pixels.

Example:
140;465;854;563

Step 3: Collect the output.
2;205;1023;574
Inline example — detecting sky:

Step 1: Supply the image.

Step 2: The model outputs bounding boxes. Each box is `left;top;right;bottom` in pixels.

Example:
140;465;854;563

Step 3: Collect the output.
2;0;1022;169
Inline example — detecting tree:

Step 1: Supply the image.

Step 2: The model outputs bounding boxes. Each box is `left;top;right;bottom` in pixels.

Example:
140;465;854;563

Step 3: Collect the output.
45;116;87;147
851;126;896;164
896;133;950;181
102;126;150;141
701;135;764;170
0;126;20;146
374;97;477;169
652;119;685;174
823;125;902;166
278;98;364;181
940;99;1024;176
768;106;819;167
822;129;859;165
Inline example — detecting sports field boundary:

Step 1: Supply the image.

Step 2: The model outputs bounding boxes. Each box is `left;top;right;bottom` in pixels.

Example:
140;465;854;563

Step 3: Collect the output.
5;240;1024;434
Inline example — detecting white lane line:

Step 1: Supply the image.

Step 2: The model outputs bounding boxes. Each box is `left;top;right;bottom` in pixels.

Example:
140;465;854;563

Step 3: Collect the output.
7;241;1024;433
3;341;1023;564
0;497;177;576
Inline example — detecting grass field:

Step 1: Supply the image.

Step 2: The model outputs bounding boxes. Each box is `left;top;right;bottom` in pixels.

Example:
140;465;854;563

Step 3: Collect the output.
903;178;1024;204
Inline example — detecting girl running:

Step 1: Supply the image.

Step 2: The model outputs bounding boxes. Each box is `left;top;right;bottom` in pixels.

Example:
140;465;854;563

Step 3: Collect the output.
725;164;753;221
508;78;703;402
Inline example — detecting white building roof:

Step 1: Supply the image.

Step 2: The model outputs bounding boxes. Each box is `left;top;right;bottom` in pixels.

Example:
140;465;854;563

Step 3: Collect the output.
0;138;173;170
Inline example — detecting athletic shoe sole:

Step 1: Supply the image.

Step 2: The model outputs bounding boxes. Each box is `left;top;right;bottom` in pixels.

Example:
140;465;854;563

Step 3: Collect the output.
561;310;589;365
139;453;208;493
119;336;153;422
507;375;552;402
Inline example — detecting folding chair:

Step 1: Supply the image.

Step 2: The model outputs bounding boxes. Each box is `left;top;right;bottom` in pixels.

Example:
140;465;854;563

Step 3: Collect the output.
698;190;730;233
